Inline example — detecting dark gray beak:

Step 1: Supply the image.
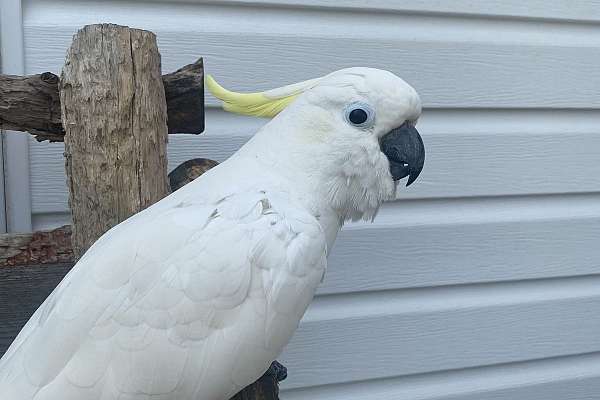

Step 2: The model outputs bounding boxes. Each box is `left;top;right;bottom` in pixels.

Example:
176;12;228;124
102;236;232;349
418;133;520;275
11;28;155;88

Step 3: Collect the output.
380;122;425;186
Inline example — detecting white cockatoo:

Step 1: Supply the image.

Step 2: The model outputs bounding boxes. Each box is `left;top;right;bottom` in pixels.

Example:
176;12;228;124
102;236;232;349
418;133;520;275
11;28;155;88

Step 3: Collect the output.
0;67;424;400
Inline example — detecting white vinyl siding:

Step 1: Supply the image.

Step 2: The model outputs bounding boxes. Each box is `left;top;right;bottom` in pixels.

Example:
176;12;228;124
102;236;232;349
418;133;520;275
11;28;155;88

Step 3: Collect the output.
9;0;600;398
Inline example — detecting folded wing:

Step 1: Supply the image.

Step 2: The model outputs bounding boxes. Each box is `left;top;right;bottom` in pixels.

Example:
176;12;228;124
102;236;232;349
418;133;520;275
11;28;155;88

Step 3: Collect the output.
0;189;326;400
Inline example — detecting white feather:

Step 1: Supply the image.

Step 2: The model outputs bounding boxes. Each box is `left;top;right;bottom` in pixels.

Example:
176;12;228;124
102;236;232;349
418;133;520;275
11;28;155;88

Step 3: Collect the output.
0;184;326;400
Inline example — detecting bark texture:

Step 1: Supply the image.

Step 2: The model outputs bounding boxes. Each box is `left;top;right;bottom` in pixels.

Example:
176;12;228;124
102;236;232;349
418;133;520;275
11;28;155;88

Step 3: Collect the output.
0;61;203;142
0;226;73;267
0;72;63;140
60;24;170;257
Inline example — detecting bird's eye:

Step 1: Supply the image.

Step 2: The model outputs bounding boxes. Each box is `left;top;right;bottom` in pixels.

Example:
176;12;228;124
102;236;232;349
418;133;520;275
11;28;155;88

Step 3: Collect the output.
344;102;375;128
349;108;368;124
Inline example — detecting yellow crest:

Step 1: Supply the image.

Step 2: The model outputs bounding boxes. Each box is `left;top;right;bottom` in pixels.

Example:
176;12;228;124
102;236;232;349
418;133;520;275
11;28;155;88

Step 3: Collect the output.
206;75;321;118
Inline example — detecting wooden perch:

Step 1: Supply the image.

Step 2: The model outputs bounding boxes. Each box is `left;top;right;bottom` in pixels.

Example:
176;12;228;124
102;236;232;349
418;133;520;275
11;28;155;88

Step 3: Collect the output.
0;59;204;142
0;72;63;141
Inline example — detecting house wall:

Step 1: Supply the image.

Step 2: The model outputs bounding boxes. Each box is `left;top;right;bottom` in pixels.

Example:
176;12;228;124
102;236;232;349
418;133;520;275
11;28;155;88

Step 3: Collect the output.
4;0;600;398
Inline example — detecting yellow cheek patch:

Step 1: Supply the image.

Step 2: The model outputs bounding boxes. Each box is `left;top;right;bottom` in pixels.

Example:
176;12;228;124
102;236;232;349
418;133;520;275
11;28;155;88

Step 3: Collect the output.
206;74;320;118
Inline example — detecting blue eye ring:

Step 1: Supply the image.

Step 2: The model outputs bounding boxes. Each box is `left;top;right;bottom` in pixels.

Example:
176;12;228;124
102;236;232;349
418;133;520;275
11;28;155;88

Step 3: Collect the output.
344;102;375;128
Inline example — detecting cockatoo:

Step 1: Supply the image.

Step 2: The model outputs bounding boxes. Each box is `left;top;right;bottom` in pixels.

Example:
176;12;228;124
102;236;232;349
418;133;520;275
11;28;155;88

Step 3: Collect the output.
0;67;424;400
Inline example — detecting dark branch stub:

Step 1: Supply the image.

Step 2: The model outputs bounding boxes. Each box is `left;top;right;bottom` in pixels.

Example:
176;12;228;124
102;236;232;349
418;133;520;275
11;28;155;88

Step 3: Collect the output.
163;58;205;135
230;361;288;400
168;158;219;192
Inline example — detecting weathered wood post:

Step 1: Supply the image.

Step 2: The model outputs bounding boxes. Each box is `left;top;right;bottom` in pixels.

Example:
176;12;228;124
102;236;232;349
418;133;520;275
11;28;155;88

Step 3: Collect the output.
60;24;169;257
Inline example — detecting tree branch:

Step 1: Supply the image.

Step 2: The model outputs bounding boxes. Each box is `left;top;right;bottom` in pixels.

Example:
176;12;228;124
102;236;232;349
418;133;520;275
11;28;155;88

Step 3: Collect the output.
0;58;204;142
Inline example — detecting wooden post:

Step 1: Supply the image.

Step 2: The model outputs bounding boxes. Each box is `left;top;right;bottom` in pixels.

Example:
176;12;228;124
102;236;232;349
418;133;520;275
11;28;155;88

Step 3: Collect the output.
60;24;169;257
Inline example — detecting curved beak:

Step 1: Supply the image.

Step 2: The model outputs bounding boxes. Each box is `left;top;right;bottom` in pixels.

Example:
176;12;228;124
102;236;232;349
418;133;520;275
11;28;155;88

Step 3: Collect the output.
380;122;425;186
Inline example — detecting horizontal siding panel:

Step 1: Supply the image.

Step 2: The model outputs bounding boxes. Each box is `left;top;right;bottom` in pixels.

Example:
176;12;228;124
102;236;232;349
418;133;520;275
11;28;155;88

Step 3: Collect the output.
280;276;600;389
23;26;600;108
441;377;600;400
31;212;71;231
29;114;600;213
176;0;600;23
24;1;600;47
322;194;600;294
282;352;600;400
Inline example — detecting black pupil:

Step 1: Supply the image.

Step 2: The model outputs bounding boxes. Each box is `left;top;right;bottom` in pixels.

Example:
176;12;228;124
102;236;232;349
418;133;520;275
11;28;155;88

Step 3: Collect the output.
348;108;368;125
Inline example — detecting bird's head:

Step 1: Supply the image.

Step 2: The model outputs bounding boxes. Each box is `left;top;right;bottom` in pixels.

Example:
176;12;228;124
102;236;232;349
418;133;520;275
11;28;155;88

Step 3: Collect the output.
207;67;425;221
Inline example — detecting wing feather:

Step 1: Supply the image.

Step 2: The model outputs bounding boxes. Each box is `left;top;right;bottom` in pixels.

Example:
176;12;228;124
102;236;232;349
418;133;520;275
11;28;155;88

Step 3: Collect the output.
0;189;326;400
